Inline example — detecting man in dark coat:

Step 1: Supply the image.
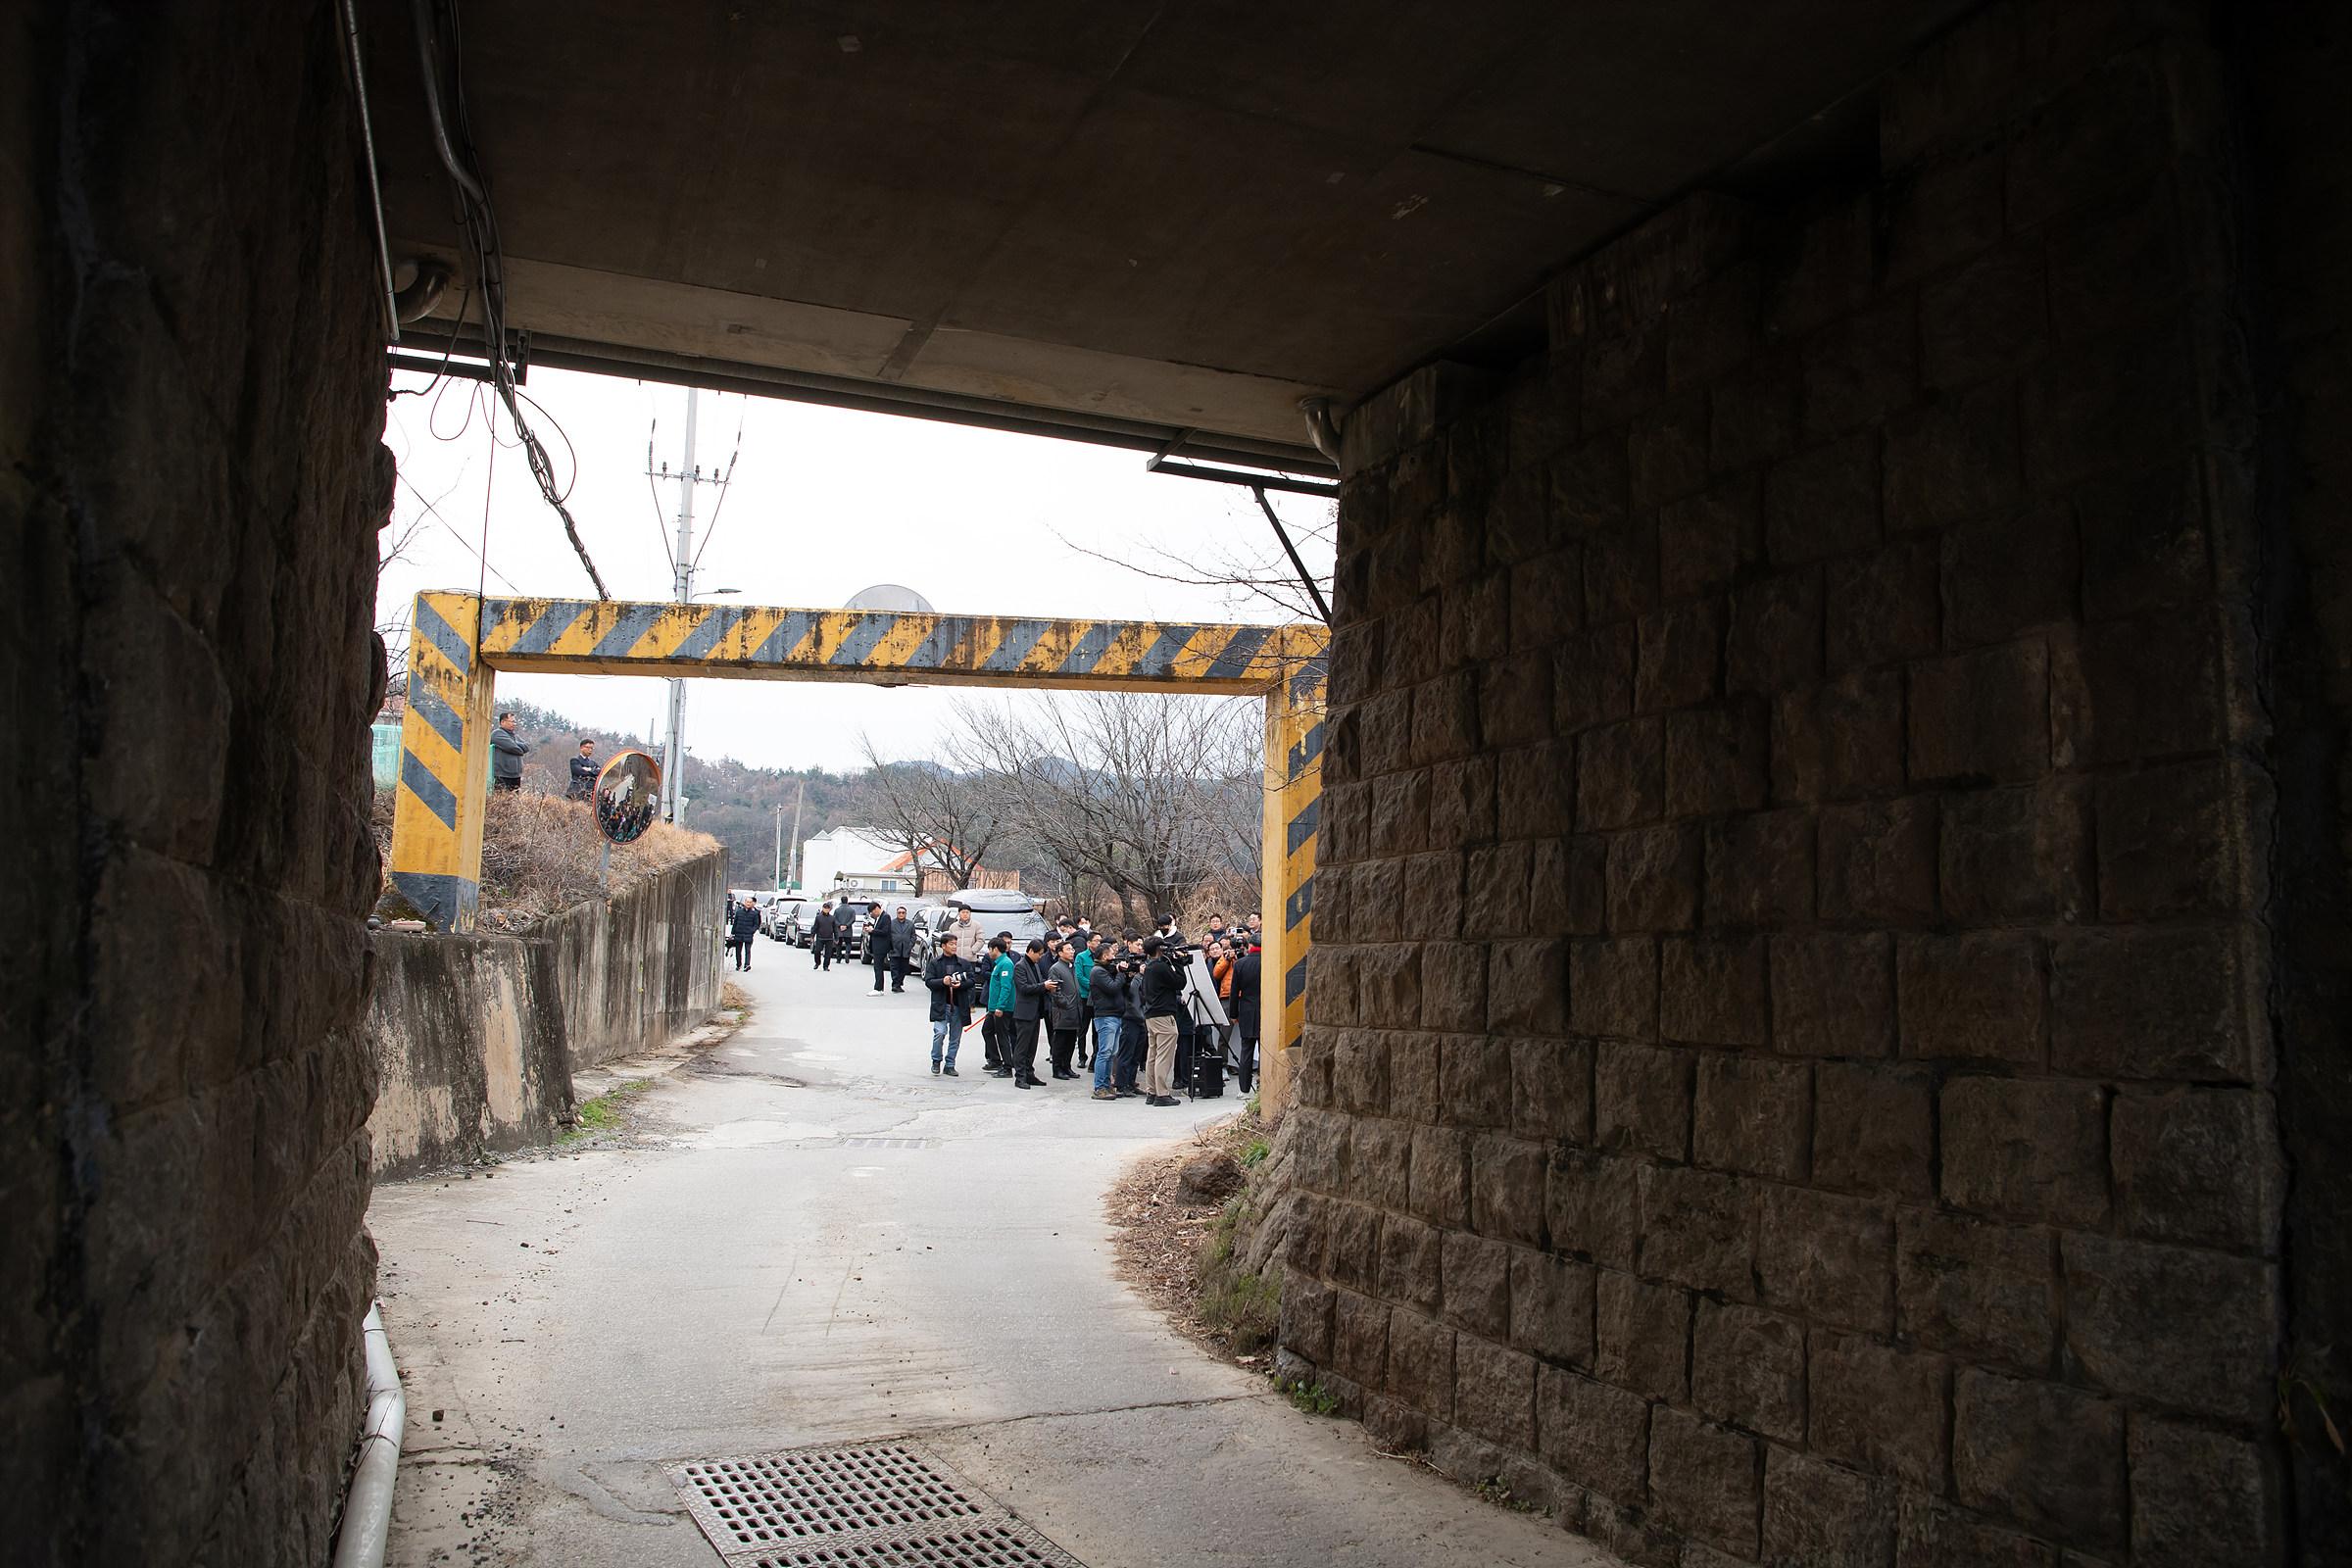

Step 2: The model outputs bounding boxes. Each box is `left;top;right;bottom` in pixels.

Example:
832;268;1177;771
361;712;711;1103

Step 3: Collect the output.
922;934;974;1075
1046;940;1084;1079
490;710;528;792
865;903;894;994
1137;938;1186;1105
1114;939;1149;1095
888;904;918;993
809;902;838;970
1009;938;1054;1089
1231;939;1263;1095
728;898;760;971
566;738;598;801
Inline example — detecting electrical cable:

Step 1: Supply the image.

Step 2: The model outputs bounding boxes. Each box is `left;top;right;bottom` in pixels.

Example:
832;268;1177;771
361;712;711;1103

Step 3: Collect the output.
409;0;609;598
396;469;522;595
688;402;748;569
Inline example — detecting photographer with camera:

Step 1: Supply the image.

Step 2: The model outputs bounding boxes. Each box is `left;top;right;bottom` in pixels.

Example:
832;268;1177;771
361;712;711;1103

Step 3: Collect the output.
1114;936;1148;1093
1087;941;1127;1100
1136;936;1186;1106
922;933;974;1075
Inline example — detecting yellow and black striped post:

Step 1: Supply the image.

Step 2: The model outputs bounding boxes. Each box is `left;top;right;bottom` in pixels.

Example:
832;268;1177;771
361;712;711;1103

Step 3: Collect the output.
387;590;495;930
1257;630;1326;1111
387;592;1328;1109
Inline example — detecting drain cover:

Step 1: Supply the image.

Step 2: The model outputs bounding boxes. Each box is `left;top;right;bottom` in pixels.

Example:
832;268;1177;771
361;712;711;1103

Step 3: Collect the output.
743;1521;1079;1567
669;1443;1081;1567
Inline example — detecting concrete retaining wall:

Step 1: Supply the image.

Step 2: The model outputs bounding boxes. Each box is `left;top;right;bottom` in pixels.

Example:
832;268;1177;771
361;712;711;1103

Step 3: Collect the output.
366;849;724;1178
547;847;728;1070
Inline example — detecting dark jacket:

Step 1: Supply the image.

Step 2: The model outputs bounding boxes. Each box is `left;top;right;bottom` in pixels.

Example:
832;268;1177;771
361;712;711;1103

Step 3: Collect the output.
566;752;599;799
1118;962;1148;1027
1047;958;1083;1030
865;912;895;959
490;726;528;781
811;908;838;942
1139;955;1186;1017
1012;955;1054;1022
1087;961;1126;1017
890;918;918;962
729;905;760;940
1232;950;1263;1039
923;954;974;1022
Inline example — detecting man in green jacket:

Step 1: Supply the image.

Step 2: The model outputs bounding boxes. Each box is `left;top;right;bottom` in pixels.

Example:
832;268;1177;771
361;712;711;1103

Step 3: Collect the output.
1072;935;1099;1067
982;935;1017;1077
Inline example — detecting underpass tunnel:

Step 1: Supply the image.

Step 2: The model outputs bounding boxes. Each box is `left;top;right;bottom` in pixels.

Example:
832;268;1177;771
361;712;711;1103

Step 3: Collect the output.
5;2;2348;1564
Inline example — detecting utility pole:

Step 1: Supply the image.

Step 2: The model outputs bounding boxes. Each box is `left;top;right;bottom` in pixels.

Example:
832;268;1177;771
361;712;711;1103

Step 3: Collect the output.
646;388;735;822
660;389;699;823
772;802;784;889
787;778;806;890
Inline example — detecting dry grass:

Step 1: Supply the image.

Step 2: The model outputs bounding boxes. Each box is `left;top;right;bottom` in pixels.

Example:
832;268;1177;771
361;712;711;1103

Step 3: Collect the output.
1105;1108;1281;1364
371;787;716;929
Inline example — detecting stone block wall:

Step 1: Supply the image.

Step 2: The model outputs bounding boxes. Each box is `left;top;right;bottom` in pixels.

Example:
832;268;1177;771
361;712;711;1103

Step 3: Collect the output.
4;3;387;1563
1280;7;2303;1565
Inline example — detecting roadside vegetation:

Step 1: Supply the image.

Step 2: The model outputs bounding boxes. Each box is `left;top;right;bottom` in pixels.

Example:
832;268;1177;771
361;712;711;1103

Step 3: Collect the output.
371;789;716;929
562;1077;655;1141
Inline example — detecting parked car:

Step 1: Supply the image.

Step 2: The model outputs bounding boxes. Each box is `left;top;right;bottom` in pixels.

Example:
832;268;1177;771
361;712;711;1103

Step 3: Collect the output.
762;897;808;941
909;890;1048;964
778;901;840;948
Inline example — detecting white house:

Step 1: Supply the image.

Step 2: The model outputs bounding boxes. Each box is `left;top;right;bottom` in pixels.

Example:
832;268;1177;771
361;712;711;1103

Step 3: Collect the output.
797;827;917;898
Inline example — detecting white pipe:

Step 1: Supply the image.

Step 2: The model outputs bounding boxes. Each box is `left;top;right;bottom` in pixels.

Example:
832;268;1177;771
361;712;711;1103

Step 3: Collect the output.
332;1300;407;1568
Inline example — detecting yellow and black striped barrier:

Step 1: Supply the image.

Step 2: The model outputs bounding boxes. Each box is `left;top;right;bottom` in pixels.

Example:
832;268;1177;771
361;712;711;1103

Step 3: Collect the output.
387;595;1325;1104
475;597;1304;693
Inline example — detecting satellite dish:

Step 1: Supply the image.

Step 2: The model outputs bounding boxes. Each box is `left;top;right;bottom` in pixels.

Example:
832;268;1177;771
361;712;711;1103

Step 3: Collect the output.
845;583;936;614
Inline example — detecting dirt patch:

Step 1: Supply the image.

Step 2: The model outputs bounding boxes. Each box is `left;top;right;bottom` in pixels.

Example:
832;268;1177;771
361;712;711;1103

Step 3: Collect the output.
1106;1109;1278;1366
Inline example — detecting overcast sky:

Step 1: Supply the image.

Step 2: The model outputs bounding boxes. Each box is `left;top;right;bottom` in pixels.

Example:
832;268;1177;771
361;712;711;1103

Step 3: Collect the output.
378;367;1334;772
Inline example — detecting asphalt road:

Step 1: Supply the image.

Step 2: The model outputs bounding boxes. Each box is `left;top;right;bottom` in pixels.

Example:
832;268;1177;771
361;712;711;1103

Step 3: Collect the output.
369;935;1607;1567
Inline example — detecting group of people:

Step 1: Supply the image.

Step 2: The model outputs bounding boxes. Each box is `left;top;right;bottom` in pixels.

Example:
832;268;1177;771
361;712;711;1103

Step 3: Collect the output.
918;911;1265;1105
796;899;916;984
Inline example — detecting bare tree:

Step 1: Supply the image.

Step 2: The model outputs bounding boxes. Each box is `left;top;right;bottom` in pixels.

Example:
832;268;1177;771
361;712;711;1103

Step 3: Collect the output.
1051;486;1336;626
853;735;1004;891
943;691;1260;925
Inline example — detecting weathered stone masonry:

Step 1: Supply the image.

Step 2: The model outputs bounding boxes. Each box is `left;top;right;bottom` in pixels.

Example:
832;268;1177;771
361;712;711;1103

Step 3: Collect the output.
5;3;388;1563
1280;8;2328;1565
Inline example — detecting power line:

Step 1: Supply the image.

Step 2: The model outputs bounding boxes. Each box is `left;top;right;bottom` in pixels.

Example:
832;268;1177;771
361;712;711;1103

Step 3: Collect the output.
409;0;608;597
395;468;522;594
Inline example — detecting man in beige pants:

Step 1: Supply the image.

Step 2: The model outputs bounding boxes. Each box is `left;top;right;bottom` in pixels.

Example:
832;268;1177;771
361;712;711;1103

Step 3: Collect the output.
1137;937;1186;1106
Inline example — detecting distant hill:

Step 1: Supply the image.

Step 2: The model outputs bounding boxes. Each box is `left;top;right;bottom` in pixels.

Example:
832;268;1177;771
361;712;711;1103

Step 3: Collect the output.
496;702;860;889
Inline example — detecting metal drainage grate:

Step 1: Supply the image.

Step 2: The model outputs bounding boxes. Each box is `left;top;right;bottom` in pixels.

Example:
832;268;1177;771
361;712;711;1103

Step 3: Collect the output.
672;1445;984;1549
668;1443;1082;1568
746;1521;1080;1567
